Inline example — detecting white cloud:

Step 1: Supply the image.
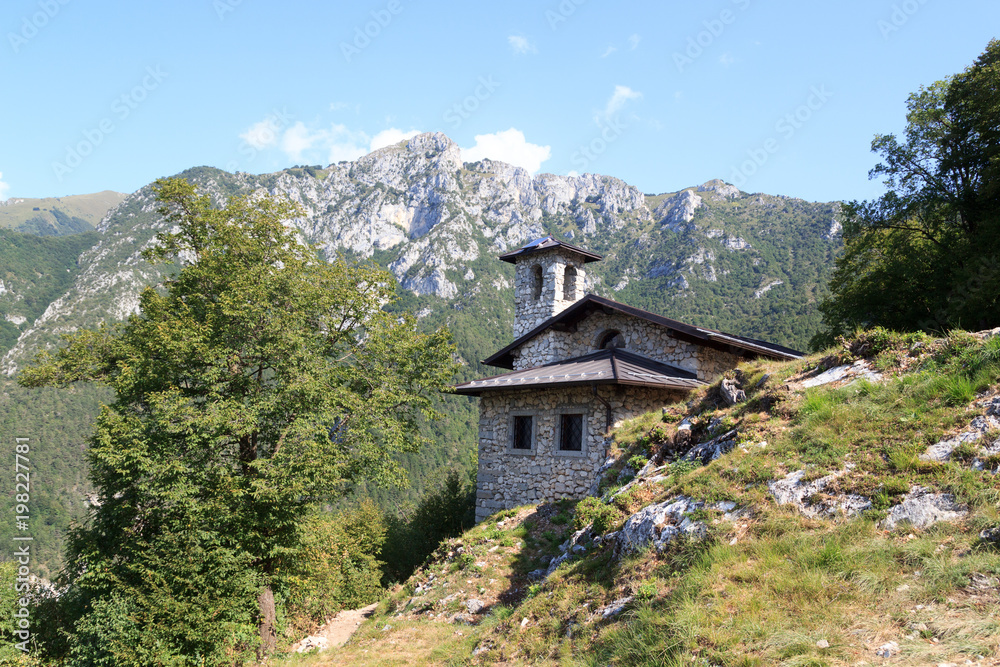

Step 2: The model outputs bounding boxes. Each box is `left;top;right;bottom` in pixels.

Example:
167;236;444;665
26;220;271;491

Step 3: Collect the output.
370;128;420;151
0;172;9;200
240;118;282;150
280;122;323;162
601;85;643;121
461;128;551;174
329;101;349;111
241;117;423;165
508;34;536;55
628;34;641;50
719;52;736;67
277;122;370;164
601;45;617;58
323;124;370;163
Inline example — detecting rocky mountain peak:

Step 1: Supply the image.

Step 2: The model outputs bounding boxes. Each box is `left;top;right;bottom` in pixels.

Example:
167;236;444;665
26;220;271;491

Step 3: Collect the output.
697;179;741;199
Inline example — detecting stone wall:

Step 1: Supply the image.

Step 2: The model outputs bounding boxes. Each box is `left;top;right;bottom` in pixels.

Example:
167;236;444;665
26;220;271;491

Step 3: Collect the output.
475;384;687;522
512;248;586;338
511;310;741;381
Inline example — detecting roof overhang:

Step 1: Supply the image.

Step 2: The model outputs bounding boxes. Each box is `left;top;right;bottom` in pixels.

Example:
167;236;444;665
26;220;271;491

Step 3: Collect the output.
483;294;804;369
498;236;603;264
453;348;705;396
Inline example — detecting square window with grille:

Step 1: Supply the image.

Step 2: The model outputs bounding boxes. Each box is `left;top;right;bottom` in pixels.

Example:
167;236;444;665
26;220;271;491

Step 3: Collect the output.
512;415;533;450
559;413;584;451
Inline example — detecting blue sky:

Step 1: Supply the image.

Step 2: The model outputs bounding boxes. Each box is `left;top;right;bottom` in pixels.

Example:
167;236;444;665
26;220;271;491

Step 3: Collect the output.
1;1;997;203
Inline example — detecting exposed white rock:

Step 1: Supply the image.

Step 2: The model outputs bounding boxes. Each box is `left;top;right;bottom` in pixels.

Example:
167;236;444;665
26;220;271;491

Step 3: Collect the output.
696;179;741;199
655;189;703;230
882;487;967;530
921;414;1000;462
754;280;783;298
295;636;329;653
722;235;751;251
825;217;842;239
617;496;708;553
4;314;26;326
769;467;871;518
682;429;738;465
800;360;882;388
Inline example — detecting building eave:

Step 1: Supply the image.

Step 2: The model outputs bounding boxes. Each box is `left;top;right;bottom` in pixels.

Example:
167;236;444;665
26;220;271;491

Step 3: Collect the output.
453;348;705;396
482;294;803;369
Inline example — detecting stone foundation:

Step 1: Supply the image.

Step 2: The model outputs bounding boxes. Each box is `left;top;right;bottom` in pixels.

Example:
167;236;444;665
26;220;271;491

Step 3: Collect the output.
475;384;687;522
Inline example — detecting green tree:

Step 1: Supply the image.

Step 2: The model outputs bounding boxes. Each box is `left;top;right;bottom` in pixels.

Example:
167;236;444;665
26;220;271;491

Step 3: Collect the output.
815;40;1000;346
19;178;457;664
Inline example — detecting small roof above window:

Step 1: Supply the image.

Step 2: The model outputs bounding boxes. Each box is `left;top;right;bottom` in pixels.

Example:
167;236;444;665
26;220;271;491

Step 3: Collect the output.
498;235;603;264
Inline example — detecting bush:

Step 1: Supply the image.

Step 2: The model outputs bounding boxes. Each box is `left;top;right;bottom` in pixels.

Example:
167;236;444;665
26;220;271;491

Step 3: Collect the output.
838;326;904;360
574;497;618;534
284;500;387;633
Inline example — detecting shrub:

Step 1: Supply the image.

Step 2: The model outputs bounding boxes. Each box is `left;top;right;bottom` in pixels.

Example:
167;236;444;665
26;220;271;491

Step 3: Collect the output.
838;326;904;360
574;497;618;534
285;500;387;632
627;454;649;471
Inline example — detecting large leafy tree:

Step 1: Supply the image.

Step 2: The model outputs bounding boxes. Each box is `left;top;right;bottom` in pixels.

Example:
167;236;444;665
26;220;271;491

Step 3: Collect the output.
20;178;457;664
815;40;1000;346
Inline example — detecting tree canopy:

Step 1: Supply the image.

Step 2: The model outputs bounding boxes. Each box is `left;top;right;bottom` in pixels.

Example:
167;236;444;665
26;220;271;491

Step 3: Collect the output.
20;178;457;664
814;39;1000;346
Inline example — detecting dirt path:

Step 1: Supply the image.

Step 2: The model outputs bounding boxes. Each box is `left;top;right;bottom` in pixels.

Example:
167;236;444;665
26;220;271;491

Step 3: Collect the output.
290;602;379;653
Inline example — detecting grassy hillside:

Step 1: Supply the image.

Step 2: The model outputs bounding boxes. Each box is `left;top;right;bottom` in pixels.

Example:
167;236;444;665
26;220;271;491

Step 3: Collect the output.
278;328;1000;666
0;191;125;235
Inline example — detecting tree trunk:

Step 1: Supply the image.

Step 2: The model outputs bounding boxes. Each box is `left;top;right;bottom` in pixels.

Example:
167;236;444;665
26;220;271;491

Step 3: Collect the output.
257;585;277;660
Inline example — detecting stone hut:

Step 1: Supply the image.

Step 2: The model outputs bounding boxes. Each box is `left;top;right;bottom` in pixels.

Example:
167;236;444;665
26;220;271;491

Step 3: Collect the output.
454;236;801;522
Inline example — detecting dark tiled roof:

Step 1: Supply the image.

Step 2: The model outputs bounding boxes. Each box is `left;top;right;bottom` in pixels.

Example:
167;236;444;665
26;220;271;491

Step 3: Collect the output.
498;235;603;264
452;348;704;396
484;294;804;369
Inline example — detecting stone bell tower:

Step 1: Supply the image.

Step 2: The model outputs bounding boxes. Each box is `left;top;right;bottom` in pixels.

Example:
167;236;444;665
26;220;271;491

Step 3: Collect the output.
499;236;603;338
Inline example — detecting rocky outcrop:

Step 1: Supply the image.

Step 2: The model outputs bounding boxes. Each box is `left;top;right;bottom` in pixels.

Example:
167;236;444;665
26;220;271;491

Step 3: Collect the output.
920;414;1000;462
882;487;968;530
696;179;740;200
617;496;709;553
769;467;872;518
654;190;702;231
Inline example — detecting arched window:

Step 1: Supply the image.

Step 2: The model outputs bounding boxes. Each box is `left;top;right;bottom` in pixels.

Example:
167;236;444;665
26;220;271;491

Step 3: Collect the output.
598;330;625;350
531;264;543;300
563;266;578;301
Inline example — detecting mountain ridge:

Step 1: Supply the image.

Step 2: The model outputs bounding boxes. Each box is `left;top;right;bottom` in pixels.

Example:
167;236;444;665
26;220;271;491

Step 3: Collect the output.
0;190;126;235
